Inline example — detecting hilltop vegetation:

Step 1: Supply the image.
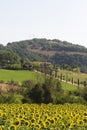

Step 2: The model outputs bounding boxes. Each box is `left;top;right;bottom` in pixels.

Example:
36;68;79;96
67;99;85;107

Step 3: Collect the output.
0;38;87;72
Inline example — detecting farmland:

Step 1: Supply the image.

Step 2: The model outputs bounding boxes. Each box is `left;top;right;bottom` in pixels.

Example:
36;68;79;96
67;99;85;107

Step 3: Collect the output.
0;69;44;84
0;103;87;130
61;82;77;91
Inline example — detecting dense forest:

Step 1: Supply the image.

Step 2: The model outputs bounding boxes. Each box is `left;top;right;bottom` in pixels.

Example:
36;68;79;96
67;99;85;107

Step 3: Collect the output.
0;38;87;72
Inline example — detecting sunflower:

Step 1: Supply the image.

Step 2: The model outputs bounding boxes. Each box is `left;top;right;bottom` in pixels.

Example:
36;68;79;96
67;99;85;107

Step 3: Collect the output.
83;117;87;123
24;120;30;126
35;124;41;129
0;126;2;130
13;119;20;127
77;120;85;126
30;118;36;124
9;124;16;130
40;122;46;129
20;119;26;126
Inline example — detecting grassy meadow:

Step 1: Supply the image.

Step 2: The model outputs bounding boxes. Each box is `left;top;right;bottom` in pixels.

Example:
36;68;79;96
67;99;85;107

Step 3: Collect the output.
0;69;44;84
61;82;77;91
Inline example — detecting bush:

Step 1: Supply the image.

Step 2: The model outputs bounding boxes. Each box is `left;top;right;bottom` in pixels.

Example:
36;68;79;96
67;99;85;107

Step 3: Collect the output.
56;94;86;104
7;80;19;86
0;94;23;104
0;80;4;83
8;64;21;70
21;80;34;95
82;88;87;101
22;80;34;89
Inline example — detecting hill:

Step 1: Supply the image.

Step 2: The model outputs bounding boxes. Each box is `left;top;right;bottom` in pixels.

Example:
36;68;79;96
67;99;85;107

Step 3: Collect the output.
0;38;87;72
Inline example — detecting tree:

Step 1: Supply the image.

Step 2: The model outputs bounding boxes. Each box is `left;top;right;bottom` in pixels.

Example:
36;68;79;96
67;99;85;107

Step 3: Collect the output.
60;73;62;80
84;81;86;88
71;77;74;84
77;78;80;88
0;50;19;69
28;83;44;103
42;83;52;104
20;58;24;70
56;80;62;92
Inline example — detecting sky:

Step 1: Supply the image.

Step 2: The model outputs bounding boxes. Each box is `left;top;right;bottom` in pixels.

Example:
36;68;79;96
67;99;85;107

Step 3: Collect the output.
0;0;87;47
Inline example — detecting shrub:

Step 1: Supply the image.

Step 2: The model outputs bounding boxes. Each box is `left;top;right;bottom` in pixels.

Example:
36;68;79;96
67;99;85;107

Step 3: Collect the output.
7;80;19;86
8;64;21;70
56;94;86;104
0;94;23;104
21;80;34;95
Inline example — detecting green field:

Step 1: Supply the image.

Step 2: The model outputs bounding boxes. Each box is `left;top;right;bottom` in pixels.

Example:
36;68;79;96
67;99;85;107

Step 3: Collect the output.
61;82;77;91
0;69;44;83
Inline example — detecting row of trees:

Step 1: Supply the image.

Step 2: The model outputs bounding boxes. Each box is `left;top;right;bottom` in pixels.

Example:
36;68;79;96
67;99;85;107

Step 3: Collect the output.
57;73;87;88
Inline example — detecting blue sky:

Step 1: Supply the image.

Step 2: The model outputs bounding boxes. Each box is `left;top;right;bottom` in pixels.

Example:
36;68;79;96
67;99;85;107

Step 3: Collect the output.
0;0;87;47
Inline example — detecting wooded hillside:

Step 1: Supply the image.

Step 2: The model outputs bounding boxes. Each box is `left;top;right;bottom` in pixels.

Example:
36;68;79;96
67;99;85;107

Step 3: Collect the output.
0;38;87;72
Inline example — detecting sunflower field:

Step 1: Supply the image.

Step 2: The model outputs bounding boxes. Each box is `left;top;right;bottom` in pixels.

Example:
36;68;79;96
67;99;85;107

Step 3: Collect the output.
0;103;87;130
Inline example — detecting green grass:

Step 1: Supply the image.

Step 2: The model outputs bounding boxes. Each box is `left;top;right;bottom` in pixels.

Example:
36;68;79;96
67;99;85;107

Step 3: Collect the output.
61;81;77;91
0;69;44;83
